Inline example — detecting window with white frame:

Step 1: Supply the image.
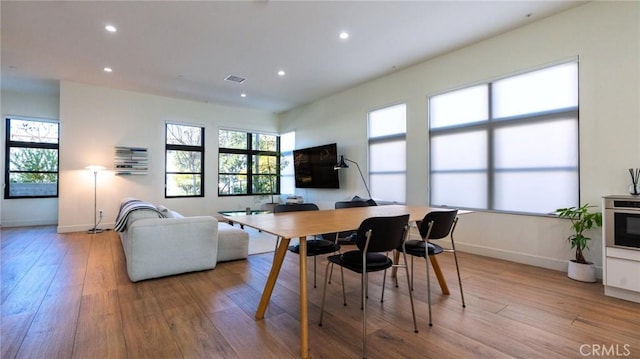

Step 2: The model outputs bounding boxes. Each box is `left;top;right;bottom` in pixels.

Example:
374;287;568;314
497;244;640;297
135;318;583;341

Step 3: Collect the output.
368;104;407;203
280;131;296;195
165;123;204;197
428;61;579;214
5;117;59;198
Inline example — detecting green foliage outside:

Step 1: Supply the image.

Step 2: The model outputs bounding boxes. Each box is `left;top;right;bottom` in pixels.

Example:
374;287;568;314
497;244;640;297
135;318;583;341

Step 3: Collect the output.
218;129;283;196
8;119;59;186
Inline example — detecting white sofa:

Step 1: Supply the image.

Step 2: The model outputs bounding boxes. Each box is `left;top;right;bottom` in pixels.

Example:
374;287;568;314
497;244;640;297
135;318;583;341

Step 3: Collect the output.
117;201;249;282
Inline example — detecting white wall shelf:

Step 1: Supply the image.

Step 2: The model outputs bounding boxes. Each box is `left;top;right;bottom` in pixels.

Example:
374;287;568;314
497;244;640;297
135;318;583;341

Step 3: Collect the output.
114;146;148;175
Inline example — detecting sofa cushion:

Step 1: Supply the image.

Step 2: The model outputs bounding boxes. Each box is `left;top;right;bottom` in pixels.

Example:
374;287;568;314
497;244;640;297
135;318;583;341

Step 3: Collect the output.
126;209;162;227
217;222;249;262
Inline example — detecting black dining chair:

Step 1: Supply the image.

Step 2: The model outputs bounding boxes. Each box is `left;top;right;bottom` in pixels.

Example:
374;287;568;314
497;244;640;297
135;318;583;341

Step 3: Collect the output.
273;203;340;288
401;209;465;326
323;200;372;245
318;214;417;359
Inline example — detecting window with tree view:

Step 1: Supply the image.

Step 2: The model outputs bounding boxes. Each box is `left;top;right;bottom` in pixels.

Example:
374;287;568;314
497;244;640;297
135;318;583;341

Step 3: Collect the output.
165;123;204;197
218;129;281;196
5;117;59;199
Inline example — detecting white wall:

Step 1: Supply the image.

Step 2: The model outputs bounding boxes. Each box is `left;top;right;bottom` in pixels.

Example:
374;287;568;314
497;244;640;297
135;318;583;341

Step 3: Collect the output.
57;82;278;233
1;89;60;227
279;2;640;275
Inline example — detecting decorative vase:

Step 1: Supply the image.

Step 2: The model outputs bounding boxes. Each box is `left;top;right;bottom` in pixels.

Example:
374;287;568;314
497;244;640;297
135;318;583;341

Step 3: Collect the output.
629;184;639;196
567;260;596;282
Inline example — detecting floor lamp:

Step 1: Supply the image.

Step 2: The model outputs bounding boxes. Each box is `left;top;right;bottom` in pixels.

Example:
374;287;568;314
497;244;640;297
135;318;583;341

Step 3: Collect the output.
86;165;105;234
334;155;372;199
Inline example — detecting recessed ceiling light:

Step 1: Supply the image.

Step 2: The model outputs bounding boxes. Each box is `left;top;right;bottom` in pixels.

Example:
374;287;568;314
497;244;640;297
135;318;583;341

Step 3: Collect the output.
277;70;285;76
241;93;247;98
339;31;349;40
105;25;117;33
103;67;112;73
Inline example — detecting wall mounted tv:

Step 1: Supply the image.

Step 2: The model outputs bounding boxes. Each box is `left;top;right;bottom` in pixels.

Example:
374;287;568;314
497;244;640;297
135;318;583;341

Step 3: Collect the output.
293;143;340;189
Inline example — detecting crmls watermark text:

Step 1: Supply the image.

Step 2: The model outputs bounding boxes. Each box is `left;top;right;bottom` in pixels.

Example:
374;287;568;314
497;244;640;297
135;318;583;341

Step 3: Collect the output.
580;344;632;357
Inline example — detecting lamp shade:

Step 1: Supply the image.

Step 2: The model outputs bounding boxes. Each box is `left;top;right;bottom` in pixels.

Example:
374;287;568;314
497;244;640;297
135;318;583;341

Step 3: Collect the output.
85;165;106;172
334;155;349;170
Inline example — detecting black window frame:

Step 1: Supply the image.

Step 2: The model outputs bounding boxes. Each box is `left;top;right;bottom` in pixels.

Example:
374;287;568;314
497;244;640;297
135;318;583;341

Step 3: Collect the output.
164;123;205;198
4;117;60;199
218;130;281;196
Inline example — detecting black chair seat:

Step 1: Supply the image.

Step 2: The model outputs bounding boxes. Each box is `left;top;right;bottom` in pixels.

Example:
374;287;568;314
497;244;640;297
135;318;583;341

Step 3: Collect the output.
288;239;340;256
403;240;443;257
327;250;392;273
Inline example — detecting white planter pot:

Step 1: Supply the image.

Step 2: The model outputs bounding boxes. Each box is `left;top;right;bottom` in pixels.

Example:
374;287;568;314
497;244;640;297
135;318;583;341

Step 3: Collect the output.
567;260;596;282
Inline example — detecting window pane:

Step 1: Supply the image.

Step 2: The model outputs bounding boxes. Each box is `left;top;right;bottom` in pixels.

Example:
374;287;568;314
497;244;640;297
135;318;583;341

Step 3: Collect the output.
9;148;58;171
430;173;487;208
166;150;201;172
166;124;202;146
369;140;406;172
430;85;488;129
493;62;578;118
253;133;277;151
368;104;406;137
166;174;201;196
370;174;405;203
431;131;487;171
219;153;247;174
9;119;58;143
494;118;578;168
218;174;247;195
252;174;276;194
253;155;277;174
9;173;57;196
219;129;247;149
494;170;578;213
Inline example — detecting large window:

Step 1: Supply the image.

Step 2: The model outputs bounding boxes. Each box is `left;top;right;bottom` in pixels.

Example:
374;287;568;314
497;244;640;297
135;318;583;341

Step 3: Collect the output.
165;123;204;197
218;129;281;196
368;104;407;203
5;117;59;199
429;61;579;214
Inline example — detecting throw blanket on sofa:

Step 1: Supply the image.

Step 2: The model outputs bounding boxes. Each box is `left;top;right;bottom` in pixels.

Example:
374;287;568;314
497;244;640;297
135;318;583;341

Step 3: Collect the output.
114;199;164;232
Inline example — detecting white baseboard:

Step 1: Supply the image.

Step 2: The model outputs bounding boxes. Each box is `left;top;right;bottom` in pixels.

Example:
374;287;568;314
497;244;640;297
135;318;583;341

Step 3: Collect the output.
2;219;57;227
456;242;603;279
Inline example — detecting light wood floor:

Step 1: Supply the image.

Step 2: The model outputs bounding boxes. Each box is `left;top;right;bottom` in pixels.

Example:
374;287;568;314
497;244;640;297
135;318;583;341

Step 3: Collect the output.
2;226;639;359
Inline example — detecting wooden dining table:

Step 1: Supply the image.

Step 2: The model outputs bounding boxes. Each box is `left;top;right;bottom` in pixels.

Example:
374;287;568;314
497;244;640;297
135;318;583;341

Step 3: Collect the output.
224;204;459;359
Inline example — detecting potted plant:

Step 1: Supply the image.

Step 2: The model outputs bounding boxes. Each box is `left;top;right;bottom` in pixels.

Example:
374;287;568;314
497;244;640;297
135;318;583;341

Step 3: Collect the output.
555;203;603;282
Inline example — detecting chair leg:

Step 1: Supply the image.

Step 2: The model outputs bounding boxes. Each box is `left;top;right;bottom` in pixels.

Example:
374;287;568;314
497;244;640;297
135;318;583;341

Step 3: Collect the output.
401;251;418;333
410;256;414;291
313;256;317;288
318;260;333;326
381;268;387;303
425;254;432;326
340;265;347;306
361;271;367;359
452;250;466;308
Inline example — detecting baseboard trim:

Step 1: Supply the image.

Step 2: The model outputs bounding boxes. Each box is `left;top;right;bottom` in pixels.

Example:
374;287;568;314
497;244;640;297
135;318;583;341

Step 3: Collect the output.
456;242;603;279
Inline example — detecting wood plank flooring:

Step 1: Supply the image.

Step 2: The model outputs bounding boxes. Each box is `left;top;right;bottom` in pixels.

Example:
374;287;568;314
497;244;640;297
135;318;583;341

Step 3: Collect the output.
2;226;639;358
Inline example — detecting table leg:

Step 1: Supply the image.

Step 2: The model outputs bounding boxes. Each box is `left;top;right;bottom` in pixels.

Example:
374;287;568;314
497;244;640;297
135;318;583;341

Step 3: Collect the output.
429;256;450;295
256;237;291;319
298;236;309;359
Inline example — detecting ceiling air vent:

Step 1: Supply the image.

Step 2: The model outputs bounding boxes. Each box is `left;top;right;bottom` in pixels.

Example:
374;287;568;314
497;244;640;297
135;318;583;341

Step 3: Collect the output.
224;75;246;84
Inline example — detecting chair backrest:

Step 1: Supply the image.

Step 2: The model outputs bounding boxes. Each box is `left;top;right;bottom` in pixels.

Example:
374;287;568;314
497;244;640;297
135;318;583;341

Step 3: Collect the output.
335;200;371;209
273;203;319;213
418;209;458;240
356;214;410;253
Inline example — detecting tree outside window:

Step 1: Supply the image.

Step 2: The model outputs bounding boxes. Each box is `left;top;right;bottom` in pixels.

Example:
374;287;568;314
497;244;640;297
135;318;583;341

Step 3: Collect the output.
218;129;282;197
5;118;59;198
165;123;204;197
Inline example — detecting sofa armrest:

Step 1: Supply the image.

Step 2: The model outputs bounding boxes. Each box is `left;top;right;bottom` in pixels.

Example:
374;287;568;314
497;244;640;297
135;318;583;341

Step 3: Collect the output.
121;216;218;281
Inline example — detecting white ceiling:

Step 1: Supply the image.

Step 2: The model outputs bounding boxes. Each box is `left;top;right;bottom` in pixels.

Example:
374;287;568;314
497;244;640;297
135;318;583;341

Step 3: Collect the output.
1;1;585;113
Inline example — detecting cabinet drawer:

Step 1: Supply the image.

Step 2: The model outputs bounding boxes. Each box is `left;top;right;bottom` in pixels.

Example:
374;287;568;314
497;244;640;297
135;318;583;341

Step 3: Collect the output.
606;257;640;292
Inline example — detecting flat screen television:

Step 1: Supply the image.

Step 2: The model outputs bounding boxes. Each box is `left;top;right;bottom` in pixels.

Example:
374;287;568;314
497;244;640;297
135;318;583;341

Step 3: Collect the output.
293;143;340;189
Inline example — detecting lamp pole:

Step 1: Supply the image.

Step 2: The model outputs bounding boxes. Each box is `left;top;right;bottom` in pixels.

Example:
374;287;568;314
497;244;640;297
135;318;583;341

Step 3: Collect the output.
86;165;105;234
334;156;372;199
